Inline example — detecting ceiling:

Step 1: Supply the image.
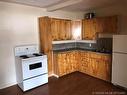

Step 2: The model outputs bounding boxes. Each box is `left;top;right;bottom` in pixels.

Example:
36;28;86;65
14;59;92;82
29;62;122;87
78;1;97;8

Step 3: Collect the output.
0;0;126;12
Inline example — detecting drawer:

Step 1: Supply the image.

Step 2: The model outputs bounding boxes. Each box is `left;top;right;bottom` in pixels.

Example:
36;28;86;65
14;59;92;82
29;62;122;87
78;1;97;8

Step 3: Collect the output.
23;74;48;91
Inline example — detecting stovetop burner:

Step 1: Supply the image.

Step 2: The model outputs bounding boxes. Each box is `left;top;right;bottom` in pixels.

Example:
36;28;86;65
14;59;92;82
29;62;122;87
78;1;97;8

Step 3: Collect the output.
20;53;43;59
33;53;43;56
20;55;29;59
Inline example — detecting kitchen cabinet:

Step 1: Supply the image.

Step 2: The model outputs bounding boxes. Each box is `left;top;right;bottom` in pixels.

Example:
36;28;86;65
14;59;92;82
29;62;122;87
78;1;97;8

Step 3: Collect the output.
39;16;113;78
82;16;117;40
39;17;72;41
53;51;78;77
53;50;111;82
82;18;97;40
79;51;112;82
39;16;53;75
72;20;82;39
39;17;73;75
79;51;90;75
102;16;117;33
51;18;72;40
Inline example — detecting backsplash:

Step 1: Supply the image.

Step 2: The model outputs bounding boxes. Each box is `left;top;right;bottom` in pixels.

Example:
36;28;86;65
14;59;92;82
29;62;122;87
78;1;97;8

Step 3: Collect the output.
52;38;112;53
76;42;96;50
52;42;96;51
96;38;112;52
52;42;76;50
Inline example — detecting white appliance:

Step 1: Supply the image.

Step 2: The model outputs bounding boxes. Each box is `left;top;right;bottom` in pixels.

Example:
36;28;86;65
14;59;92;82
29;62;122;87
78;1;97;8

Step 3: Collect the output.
15;45;48;91
112;35;127;88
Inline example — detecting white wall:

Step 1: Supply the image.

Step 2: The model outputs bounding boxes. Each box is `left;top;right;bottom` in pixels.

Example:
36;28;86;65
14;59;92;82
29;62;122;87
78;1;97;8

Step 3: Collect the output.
93;4;127;34
0;1;84;89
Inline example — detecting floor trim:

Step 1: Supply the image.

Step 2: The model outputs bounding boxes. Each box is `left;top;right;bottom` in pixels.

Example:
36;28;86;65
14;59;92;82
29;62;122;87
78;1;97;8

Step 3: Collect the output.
48;74;59;78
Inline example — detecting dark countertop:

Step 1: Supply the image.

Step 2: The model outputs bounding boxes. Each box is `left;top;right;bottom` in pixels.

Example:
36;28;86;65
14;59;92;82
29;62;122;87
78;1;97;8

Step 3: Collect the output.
53;48;112;55
52;40;112;55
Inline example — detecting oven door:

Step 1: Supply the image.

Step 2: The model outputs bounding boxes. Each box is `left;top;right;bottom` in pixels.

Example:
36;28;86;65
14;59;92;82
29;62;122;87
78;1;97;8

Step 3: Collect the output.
22;56;47;80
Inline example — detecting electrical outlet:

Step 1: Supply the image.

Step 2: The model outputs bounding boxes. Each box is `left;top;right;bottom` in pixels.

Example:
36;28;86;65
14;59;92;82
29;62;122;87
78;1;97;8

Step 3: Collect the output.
89;43;92;47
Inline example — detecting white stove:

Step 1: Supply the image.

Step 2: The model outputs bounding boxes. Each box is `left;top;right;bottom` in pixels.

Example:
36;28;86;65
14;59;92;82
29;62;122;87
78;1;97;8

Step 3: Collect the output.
15;45;48;91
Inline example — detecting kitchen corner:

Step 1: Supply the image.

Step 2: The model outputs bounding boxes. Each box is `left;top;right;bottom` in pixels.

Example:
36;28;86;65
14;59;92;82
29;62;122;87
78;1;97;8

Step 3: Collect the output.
52;39;112;82
38;16;116;81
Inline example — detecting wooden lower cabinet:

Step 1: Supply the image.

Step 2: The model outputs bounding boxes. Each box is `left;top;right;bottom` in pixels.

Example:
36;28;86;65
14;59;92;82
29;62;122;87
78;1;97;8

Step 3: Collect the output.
53;50;111;82
45;51;53;75
53;51;78;77
79;51;112;82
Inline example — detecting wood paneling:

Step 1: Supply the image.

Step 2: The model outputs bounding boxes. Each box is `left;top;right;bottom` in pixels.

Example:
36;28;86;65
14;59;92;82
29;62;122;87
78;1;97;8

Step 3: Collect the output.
102;16;117;33
79;51;112;82
51;18;72;40
65;20;72;40
39;17;73;75
39;16;52;53
54;50;111;82
39;16;53;75
54;51;111;82
82;16;117;40
51;18;60;40
82;18;96;40
39;16;113;79
72;20;81;39
53;51;78;76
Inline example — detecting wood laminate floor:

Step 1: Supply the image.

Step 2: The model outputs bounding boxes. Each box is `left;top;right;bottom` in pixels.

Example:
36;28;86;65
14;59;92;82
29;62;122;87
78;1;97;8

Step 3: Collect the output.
0;72;127;95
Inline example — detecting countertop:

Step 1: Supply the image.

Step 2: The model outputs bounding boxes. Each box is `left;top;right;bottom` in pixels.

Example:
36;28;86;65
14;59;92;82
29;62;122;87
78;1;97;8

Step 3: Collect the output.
53;48;112;55
52;40;112;55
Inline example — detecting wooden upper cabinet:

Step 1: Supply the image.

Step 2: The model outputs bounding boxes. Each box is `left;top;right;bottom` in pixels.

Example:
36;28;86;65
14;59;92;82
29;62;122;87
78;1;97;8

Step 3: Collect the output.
72;20;82;40
65;20;72;40
82;18;96;40
102;16;117;33
51;18;60;40
39;16;52;53
82;16;117;40
51;18;72;41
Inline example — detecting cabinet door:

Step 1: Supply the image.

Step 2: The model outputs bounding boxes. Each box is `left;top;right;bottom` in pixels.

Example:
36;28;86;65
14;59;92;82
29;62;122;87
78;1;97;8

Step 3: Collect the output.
59;20;66;40
104;16;117;33
102;55;111;81
95;18;104;33
72;21;81;40
79;51;111;82
44;51;53;75
54;51;78;77
82;19;96;40
57;53;67;76
65;20;72;40
51;18;61;40
93;54;111;82
96;16;117;33
70;51;77;72
51;19;72;41
79;51;89;74
82;16;117;40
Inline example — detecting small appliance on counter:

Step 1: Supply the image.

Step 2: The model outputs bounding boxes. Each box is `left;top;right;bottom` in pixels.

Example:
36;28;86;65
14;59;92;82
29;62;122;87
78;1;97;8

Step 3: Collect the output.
15;45;48;91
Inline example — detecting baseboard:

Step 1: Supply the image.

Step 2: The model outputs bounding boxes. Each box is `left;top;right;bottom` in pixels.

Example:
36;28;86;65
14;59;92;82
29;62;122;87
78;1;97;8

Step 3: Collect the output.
48;74;59;78
0;81;17;90
112;83;127;91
